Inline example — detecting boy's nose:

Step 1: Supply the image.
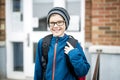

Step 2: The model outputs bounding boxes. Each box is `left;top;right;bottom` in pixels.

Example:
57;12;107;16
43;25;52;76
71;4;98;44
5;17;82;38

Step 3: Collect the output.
54;24;58;27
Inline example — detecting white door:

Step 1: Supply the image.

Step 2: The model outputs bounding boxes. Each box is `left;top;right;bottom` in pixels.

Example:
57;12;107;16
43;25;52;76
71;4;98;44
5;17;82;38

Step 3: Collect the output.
6;0;25;79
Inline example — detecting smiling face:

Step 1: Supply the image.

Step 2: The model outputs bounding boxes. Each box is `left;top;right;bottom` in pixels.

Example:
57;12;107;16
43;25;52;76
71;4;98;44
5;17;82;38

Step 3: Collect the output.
49;14;66;37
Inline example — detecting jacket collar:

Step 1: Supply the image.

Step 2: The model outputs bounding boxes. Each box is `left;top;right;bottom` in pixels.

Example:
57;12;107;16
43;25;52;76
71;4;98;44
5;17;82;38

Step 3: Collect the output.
52;33;68;42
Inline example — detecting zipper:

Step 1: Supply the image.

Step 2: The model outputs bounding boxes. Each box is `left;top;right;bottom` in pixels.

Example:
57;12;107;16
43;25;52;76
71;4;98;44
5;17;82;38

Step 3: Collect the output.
52;38;58;80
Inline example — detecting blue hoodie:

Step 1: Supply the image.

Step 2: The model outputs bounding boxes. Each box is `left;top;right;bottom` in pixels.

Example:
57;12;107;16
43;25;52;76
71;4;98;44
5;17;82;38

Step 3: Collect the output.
34;34;90;80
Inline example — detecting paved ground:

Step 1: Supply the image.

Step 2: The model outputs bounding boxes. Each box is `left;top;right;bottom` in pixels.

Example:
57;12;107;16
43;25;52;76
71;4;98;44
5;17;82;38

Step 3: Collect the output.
0;79;33;80
0;77;33;80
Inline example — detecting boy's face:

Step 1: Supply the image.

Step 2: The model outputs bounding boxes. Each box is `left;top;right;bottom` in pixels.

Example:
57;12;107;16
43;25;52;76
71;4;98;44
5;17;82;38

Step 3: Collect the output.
49;14;66;37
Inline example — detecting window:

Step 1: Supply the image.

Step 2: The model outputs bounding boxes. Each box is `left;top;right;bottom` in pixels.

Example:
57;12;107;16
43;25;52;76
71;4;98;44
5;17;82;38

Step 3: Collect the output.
13;42;23;71
32;0;53;31
66;0;81;31
13;0;21;12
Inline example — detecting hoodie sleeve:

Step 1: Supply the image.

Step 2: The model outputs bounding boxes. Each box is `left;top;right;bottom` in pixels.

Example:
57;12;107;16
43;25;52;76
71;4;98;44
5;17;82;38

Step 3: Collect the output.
34;39;43;80
67;42;90;77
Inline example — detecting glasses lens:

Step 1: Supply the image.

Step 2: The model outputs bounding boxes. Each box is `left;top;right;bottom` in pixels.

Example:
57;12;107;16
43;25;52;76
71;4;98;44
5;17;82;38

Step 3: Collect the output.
57;21;64;26
49;21;65;27
49;22;55;27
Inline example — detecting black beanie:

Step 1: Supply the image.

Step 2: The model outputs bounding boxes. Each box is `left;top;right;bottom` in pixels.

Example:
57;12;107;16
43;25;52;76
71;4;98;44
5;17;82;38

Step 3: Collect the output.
47;7;70;30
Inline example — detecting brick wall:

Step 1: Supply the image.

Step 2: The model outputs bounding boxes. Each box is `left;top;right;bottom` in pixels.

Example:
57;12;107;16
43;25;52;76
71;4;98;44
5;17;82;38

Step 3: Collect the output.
85;0;120;46
0;0;5;43
85;0;92;42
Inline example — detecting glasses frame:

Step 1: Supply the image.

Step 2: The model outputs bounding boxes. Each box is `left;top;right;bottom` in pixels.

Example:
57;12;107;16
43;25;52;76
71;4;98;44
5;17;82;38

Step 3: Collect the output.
49;20;65;27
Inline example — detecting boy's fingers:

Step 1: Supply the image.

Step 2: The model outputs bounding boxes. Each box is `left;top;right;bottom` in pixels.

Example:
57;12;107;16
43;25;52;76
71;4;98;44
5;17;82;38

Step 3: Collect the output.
66;42;71;47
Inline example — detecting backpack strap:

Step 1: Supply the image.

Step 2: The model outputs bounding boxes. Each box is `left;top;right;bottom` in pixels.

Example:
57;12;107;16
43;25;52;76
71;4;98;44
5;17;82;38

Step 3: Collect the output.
42;34;53;63
41;34;52;80
68;35;78;48
66;36;86;80
65;35;78;80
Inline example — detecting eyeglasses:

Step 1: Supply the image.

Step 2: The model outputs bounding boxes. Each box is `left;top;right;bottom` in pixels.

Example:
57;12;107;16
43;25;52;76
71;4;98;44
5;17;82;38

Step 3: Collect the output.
49;21;65;27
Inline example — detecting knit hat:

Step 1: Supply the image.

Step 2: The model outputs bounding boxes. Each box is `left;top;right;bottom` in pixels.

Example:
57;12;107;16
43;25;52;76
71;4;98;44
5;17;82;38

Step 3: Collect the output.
47;7;70;30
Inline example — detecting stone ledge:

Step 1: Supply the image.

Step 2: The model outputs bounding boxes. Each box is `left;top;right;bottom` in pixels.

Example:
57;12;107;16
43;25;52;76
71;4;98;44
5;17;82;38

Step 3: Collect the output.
0;41;5;46
89;45;120;54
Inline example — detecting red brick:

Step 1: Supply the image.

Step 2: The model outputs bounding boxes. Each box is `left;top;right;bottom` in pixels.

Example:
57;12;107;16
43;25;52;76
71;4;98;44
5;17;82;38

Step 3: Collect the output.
99;11;111;15
99;18;111;23
112;19;120;22
105;23;117;26
105;15;117;18
105;0;118;2
105;7;117;10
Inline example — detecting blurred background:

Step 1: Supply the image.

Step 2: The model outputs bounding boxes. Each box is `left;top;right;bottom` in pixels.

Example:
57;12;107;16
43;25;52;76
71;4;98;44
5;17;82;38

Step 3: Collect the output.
0;0;120;80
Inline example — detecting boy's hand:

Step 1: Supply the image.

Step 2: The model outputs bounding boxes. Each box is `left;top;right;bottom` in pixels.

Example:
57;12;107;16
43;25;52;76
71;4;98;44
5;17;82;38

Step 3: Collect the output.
64;42;74;54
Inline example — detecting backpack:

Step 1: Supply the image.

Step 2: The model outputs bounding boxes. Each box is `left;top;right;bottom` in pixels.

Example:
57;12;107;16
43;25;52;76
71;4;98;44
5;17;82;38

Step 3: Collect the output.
41;34;85;80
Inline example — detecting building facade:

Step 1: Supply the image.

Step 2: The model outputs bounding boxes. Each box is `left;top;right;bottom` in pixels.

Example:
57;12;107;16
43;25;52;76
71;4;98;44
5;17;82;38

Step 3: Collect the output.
0;0;6;79
0;0;120;79
85;0;120;46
